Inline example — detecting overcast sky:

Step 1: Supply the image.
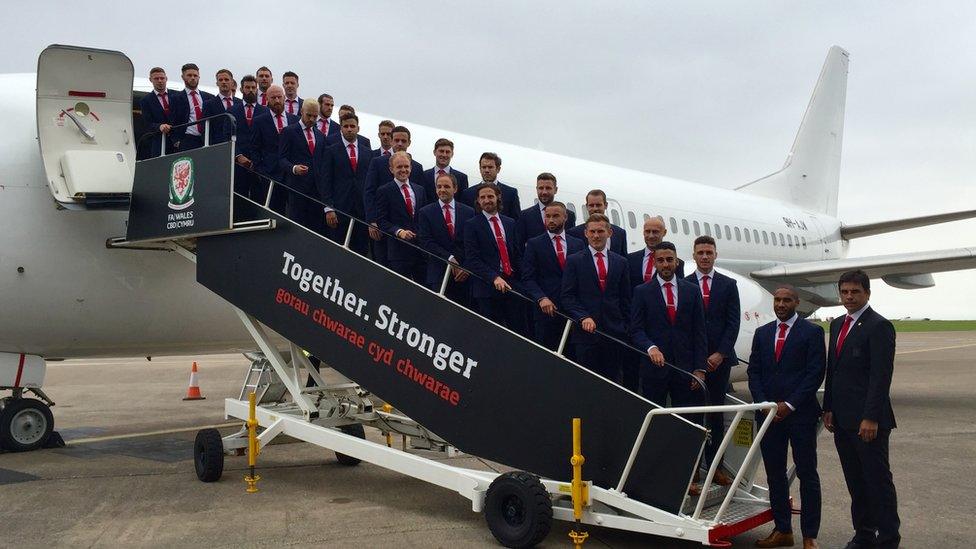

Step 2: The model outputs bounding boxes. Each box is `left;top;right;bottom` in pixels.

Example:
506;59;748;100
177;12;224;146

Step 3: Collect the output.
3;2;974;318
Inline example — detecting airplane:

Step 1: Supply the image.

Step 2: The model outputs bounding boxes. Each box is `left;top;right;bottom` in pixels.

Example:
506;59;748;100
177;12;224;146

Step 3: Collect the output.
2;44;975;445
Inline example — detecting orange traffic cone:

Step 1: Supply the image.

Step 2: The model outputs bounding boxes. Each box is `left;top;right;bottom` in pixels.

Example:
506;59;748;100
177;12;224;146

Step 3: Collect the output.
182;361;206;401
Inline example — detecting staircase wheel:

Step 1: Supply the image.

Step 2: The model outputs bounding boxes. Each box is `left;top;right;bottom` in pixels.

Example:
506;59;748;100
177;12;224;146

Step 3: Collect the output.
484;471;553;548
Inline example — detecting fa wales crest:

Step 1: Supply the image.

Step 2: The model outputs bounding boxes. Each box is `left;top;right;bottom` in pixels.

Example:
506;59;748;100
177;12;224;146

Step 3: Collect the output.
168;156;195;210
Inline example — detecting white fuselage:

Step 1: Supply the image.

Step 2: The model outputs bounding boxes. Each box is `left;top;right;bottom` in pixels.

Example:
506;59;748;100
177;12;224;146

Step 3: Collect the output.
0;74;844;368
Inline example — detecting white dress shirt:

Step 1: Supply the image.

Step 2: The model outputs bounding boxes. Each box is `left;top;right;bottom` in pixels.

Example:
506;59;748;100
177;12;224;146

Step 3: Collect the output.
441;199;458;262
184;88;203;136
317;116;332;135
588;245;610;274
695;268;714;295
396;179;416;212
548;230;568;256
774;312;799;410
642;247;655;279
657;274;679;310
218;92;235;110
841;302;870;335
285;96;302;116
482;211;507;240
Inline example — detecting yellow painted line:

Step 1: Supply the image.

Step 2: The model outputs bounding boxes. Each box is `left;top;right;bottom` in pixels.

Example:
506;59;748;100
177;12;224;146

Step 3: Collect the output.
66;422;240;445
896;342;976;356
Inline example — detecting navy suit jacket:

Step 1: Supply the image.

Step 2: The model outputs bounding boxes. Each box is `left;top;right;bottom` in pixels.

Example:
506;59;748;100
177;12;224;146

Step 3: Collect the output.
250;112;299;180
463;213;522;299
685;271;740;367
824;307;897;430
630;276;707;376
224;102;268;159
201;96;243;145
421;167;469;200
748;318;826;422
459;182;522;220
169;89;215;142
364;155;425;223
375;180;427;262
138;89;179;156
516;205;576;248
560;249;631;342
626;249;685;287
568;223;627;256
278;123;326;195
316;136;375;217
418;200;476;286
521;233;584;305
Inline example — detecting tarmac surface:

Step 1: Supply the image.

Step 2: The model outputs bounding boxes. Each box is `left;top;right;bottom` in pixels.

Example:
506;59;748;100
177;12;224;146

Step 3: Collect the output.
2;331;975;548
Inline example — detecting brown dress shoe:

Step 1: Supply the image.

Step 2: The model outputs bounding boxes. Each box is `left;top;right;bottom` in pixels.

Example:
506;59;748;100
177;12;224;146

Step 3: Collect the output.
802;538;818;549
713;469;734;486
754;529;795;547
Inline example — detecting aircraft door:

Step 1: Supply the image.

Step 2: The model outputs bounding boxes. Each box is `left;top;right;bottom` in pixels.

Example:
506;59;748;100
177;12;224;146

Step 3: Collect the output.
36;45;135;209
606;198;625;228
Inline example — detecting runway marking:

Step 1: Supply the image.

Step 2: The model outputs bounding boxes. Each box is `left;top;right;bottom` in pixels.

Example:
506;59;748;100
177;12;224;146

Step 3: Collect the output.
896;342;976;355
66;422;240;445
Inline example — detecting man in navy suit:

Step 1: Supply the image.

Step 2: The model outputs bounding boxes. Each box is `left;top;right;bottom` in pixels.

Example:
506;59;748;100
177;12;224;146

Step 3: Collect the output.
627;215;685;288
421;138;469;199
373;119;395;157
365;126;425;266
686;235;740;486
169;63;215;152
630;241;707;410
255;66;273;107
561;213;631;381
459;153;521;219
281;71;303;118
516;173;576;248
138;67;177;158
201;68;241;146
249;85;297;208
375;152;427;283
748;285;825;549
418;172;475;305
316;112;374;256
568;190;626;256
522;202;583;350
824;270;900;549
278;101;325;231
463;183;525;333
315;93;341;142
225;75;268;199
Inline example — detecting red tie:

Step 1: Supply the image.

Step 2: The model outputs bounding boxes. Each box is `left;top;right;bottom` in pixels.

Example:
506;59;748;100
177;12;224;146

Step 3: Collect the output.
401;183;414;217
304;127;315;155
275;114;284;133
701;275;711;309
835;315;854;357
347;143;357;171
245;104;253;126
443;203;454;238
287;100;295;115
158;92;170;116
383;150;391;157
224;97;232;109
775;322;789;361
643;254;654;282
319;119;329;135
664;281;677;324
489;216;512;277
553;235;566;269
595;251;607;291
260;93;267;106
190;91;203;133
437;168;446;177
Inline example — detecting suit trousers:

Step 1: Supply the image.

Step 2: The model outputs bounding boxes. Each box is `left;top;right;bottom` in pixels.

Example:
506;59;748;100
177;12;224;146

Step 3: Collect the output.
476;293;526;335
640;368;705;424
759;415;821;538
329;214;370;258
702;364;732;467
285;192;325;236
533;310;567;351
573;338;623;384
428;277;472;311
177;134;204;152
371;234;390;267
833;425;900;548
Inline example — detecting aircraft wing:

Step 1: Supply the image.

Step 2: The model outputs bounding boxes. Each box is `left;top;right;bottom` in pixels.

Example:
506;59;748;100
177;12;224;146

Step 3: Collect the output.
840;209;976;239
750;247;976;303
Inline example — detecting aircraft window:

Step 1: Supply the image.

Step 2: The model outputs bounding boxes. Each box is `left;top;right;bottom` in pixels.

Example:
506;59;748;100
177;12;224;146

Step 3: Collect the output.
643;213;651;221
611;210;621;225
787;235;794;247
734;227;742;241
627;211;637;228
567;202;576;216
801;237;807;249
779;233;786;246
713;223;721;239
744;228;751;243
703;223;711;236
724;225;732;240
766;231;774;246
682;219;690;235
669;217;678;233
753;229;760;244
693;220;701;236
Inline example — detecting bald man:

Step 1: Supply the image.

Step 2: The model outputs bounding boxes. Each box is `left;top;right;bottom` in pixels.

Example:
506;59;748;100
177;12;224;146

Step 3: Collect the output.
249;85;298;207
278;100;326;230
627;216;685;287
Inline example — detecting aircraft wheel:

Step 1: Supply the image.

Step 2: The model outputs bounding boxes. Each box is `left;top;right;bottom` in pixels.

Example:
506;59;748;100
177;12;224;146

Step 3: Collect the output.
334;423;365;466
194;428;224;482
484;471;553;548
0;398;54;452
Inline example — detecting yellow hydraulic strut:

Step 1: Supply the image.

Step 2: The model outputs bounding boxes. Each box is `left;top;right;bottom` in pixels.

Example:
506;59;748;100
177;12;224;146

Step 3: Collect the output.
568;418;589;548
244;391;261;493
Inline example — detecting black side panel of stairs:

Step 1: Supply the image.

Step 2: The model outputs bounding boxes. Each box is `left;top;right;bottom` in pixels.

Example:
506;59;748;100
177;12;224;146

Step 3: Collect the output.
197;200;707;514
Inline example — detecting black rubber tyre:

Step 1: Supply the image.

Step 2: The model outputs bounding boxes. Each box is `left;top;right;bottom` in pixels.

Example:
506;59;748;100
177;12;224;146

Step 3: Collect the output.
194;428;224;482
0;398;54;452
334;423;365;466
484;471;553;548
